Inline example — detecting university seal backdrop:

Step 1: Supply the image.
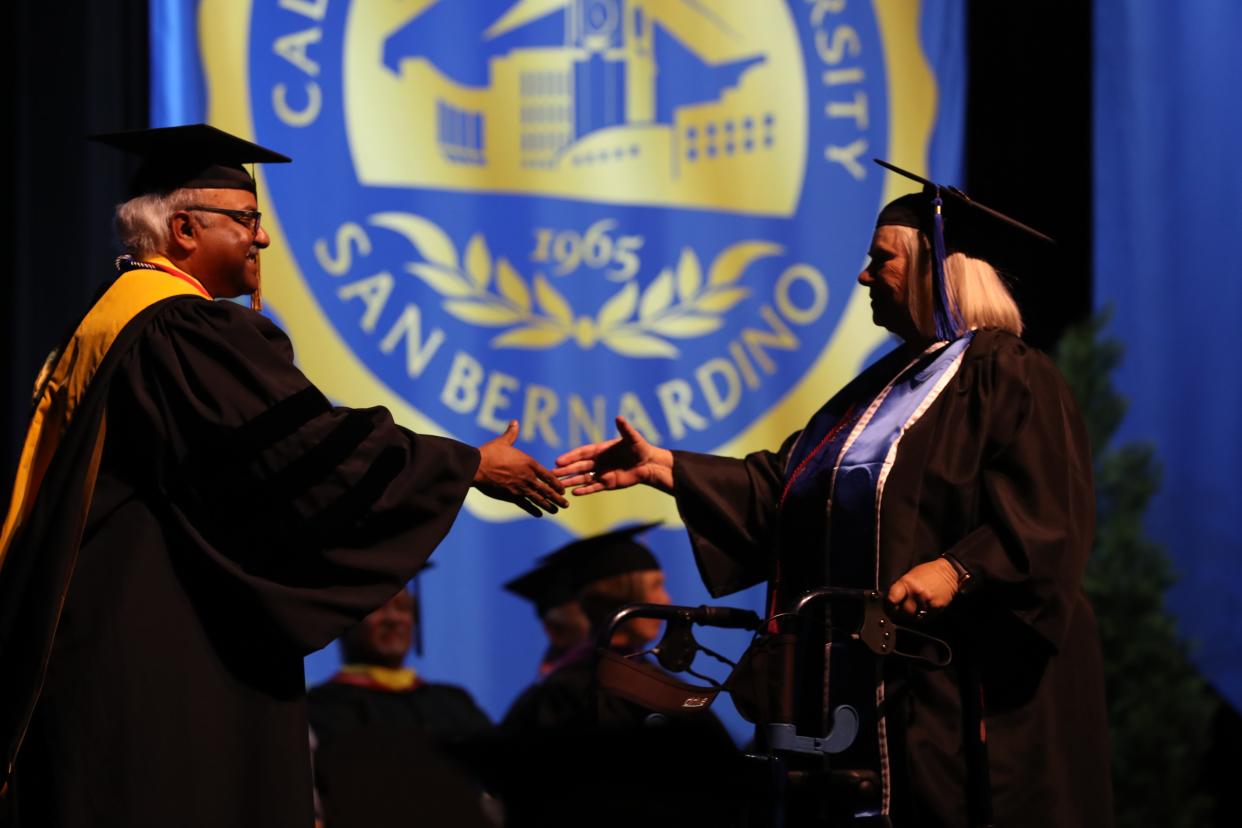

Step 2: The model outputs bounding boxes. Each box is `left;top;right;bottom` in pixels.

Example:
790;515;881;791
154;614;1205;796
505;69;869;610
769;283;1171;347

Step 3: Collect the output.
158;0;965;730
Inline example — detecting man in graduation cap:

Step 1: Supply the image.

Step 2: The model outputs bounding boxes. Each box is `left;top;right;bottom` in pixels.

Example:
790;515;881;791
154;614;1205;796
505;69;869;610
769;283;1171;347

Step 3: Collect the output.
308;564;492;748
308;566;496;828
554;162;1112;827
494;525;742;828
0;124;566;828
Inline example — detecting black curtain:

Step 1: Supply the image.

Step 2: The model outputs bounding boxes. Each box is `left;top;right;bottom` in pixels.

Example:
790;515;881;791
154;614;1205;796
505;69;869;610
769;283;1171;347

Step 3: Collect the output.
965;0;1093;351
1;0;149;495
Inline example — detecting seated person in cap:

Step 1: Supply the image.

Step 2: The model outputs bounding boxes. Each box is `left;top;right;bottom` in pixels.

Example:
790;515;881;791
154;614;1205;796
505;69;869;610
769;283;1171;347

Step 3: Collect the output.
309;570;496;828
495;525;741;828
308;569;491;747
502;522;681;731
553;161;1111;827
0;124;566;828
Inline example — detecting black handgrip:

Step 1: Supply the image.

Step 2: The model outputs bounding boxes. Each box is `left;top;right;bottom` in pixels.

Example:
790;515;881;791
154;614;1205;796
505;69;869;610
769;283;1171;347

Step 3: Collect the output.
689;605;763;630
597;603;763;647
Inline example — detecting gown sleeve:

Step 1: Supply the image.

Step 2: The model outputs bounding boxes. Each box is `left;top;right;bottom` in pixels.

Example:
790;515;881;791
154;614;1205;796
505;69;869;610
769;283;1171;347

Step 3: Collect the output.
943;334;1095;652
670;433;799;598
103;298;481;654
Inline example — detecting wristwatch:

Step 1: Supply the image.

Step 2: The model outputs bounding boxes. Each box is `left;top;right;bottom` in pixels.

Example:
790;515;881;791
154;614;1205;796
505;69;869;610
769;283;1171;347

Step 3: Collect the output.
941;552;974;596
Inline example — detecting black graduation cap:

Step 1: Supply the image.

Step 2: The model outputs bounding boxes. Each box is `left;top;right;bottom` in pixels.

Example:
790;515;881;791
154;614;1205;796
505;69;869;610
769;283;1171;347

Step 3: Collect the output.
504;522;662;617
502;561;578;618
874;159;1054;250
89;123;291;199
873;158;1055;340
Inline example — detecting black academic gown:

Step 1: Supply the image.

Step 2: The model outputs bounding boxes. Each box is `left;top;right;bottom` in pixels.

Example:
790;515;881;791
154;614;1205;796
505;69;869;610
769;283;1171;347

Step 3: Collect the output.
497;647;743;828
308;675;492;746
308;675;495;828
673;329;1112;828
501;645;649;732
3;297;479;828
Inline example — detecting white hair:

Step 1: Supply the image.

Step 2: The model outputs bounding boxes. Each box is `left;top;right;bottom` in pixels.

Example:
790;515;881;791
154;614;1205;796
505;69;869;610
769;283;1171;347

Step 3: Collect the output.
113;189;206;258
897;226;1023;338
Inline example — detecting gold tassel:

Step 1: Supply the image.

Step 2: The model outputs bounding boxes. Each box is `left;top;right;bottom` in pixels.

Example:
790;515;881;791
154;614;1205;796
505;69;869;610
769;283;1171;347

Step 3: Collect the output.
251;255;263;312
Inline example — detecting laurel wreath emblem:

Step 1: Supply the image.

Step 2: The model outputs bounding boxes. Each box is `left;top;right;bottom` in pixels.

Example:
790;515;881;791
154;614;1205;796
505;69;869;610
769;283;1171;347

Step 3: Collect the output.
370;211;782;358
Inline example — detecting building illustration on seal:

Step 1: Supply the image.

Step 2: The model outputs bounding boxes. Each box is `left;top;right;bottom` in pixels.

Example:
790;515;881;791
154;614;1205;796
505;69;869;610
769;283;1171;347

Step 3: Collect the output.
345;0;808;215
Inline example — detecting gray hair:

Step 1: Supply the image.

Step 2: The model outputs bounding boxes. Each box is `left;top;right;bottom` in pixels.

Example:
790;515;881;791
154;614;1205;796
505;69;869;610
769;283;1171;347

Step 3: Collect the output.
897;225;1024;338
113;189;205;257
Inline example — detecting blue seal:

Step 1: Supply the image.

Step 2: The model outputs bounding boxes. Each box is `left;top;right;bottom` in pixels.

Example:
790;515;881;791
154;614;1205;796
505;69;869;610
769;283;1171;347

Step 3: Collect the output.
249;0;888;455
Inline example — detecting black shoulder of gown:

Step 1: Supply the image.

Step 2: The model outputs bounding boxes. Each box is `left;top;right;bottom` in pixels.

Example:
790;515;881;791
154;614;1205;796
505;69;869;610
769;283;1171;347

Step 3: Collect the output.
102;298;483;654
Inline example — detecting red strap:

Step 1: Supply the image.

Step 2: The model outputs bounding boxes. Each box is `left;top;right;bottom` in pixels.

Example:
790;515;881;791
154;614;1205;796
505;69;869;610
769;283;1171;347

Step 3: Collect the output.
766;404;860;630
777;403;858;510
132;261;212;299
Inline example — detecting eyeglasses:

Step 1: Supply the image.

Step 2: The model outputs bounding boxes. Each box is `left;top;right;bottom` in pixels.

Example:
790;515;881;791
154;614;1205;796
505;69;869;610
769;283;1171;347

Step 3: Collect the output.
186;205;262;234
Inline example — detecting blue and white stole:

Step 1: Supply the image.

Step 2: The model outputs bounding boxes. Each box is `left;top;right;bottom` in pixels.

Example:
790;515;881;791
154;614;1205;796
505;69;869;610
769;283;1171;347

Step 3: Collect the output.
777;331;974;817
780;331;975;577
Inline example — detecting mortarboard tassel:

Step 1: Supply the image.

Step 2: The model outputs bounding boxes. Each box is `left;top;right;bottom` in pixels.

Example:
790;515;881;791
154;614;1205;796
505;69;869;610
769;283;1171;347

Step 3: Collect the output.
251;255;263;312
930;191;964;341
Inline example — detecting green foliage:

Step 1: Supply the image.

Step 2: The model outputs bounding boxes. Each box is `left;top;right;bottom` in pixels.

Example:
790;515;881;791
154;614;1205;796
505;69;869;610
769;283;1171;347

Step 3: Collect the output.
1056;314;1217;828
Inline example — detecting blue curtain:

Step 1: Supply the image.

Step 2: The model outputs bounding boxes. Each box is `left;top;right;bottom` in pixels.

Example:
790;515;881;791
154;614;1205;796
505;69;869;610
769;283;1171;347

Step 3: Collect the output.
149;0;204;127
1095;0;1242;707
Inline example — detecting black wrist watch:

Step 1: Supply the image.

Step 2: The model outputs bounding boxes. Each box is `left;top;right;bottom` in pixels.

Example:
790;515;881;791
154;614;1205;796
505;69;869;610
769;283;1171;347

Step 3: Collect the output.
941;553;974;595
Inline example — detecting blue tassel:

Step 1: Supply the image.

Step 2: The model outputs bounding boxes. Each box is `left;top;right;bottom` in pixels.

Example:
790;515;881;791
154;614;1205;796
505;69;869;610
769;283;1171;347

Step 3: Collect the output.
930;192;963;340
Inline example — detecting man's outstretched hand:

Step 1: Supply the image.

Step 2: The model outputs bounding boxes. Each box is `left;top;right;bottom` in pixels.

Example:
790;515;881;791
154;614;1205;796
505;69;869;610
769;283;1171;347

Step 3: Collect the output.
474;421;569;517
552;416;674;495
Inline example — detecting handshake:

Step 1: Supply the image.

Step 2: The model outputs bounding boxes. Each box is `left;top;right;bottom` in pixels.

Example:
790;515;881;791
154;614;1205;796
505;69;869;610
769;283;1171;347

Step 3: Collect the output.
472;416;671;517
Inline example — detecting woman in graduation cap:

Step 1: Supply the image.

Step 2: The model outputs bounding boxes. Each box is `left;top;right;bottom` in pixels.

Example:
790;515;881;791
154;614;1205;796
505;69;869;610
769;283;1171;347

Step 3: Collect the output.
554;163;1111;828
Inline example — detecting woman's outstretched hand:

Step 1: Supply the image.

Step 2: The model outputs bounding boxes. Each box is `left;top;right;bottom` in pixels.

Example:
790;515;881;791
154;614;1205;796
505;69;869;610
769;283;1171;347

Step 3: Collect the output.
553;416;674;495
